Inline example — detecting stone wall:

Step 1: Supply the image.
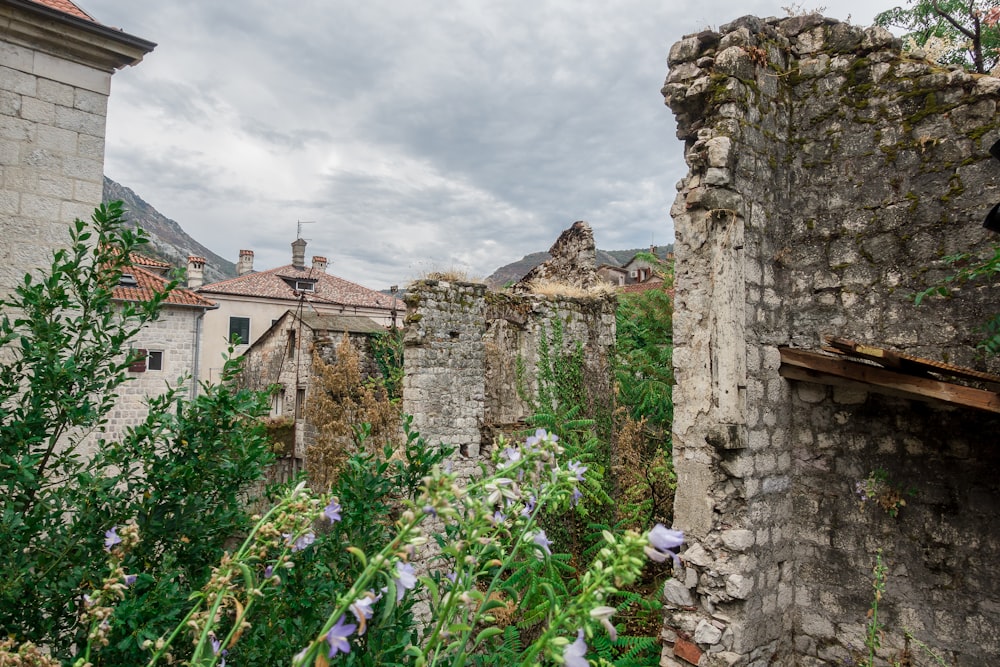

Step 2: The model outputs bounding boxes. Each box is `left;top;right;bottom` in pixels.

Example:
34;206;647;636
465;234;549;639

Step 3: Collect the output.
402;279;615;477
0;3;151;299
662;15;1000;666
92;306;203;453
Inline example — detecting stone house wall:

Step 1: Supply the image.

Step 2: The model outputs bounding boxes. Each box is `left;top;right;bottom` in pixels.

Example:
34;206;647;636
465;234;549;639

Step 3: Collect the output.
0;2;152;299
662;15;1000;667
96;305;204;449
402;279;615;479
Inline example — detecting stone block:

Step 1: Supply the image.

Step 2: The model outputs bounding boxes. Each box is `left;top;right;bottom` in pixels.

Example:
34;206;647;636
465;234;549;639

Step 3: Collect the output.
673;636;703;665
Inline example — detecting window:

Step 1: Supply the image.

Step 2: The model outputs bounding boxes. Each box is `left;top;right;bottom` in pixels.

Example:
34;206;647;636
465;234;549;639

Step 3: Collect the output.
229;316;251;345
147;350;163;371
296;387;306;420
271;386;284;417
287;329;296;359
295;280;316;292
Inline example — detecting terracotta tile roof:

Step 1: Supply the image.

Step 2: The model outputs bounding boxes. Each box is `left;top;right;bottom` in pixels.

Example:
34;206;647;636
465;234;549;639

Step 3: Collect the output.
113;265;216;309
128;252;172;270
26;0;94;21
198;265;403;311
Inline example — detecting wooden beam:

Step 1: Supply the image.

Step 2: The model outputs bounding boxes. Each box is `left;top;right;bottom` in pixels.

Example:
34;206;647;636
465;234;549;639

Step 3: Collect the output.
779;348;1000;414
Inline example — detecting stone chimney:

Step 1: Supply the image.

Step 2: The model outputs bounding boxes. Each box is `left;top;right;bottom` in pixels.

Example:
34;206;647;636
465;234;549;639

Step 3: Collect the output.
312;255;328;273
237;249;254;276
187;255;206;289
291;238;307;270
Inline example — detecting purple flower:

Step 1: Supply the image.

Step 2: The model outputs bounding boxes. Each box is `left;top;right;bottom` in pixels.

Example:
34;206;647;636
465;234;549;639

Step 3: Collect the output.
520;495;536;517
394;561;417;601
645;524;684;565
532;530;552;558
123;573;137;587
291;532;316;552
264;565;274;579
568;460;587;482
501;446;522;467
325;499;342;523
590;605;618;642
572;487;582;507
326;615;357;657
104;527;122;551
423;504;438;517
491;510;507;525
564;629;588;667
350;591;381;635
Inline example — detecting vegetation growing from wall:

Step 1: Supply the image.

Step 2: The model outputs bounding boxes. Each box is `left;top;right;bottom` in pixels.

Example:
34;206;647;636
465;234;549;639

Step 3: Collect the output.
916;243;1000;355
304;334;401;488
875;0;1000;73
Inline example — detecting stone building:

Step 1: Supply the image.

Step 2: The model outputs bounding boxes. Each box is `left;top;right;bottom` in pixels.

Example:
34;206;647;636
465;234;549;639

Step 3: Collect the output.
0;0;153;298
239;309;386;473
194;238;402;384
403;222;616;479
94;253;216;448
662;14;1000;667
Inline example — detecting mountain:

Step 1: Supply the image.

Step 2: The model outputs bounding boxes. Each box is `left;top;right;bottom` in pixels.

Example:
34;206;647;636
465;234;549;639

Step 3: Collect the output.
485;245;673;288
102;177;236;284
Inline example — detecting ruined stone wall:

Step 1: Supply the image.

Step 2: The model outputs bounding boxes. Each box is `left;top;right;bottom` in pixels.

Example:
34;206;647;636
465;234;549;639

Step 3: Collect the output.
402;280;615;476
663;14;1000;667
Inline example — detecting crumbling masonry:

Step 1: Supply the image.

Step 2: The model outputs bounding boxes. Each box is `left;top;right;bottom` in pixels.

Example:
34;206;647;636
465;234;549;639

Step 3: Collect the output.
662;14;1000;667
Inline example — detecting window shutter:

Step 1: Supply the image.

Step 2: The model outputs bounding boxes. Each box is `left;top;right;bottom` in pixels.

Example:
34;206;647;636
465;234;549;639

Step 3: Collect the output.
129;349;148;373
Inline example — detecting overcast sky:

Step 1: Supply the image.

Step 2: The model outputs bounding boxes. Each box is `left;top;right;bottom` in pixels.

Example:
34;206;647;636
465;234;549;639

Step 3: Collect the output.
81;0;902;289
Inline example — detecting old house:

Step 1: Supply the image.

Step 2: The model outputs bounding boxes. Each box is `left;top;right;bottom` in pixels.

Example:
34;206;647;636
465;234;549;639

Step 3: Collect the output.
193;237;402;383
95;252;217;446
0;0;154;298
240;309;386;477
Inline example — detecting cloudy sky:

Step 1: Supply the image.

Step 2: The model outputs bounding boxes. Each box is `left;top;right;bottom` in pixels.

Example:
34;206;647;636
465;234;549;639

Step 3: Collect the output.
81;0;902;289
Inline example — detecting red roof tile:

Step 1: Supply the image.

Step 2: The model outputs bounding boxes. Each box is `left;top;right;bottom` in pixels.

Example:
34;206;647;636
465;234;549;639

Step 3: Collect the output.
26;0;94;21
198;265;402;311
113;265;216;309
128;252;172;270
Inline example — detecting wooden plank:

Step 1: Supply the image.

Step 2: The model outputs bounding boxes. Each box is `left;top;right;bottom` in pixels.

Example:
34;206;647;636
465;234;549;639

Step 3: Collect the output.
824;335;1000;384
779;348;1000;414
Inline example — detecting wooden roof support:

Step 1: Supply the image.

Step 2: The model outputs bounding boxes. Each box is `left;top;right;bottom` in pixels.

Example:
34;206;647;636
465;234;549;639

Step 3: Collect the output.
779;347;1000;414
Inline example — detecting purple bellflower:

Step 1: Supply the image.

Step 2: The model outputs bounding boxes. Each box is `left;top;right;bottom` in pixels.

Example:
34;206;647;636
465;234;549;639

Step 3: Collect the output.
326;615;357;657
325;499;342;523
532;529;553;558
645;524;685;565
564;629;589;667
104;527;122;551
394;561;417;601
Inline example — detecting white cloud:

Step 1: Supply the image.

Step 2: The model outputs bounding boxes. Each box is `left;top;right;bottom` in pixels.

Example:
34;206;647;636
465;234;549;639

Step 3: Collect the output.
87;0;903;287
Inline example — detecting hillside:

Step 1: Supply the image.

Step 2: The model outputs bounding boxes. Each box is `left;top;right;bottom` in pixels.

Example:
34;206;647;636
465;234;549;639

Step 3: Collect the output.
102;177;236;284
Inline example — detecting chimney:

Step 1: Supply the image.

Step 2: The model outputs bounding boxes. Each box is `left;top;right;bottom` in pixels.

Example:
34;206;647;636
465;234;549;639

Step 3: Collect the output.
187;255;206;289
291;238;307;270
312;255;328;273
238;249;254;276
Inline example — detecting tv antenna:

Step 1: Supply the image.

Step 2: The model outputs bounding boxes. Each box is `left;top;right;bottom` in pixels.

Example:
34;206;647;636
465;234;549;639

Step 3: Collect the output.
296;220;316;240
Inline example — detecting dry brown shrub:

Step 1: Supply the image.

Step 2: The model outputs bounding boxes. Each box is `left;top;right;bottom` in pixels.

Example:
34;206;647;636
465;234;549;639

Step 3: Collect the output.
304;334;401;488
522;280;615;298
613;413;675;530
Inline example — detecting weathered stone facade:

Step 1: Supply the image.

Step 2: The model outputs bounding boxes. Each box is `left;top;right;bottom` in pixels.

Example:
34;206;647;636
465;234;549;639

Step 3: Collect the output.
240;310;385;469
663;15;1000;666
402;280;616;478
